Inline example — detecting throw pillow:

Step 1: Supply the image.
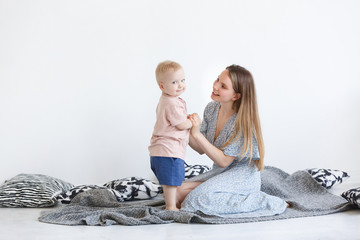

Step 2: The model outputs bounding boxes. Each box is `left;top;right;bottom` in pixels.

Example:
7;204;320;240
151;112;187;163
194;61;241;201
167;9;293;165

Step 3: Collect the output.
307;168;350;189
56;185;124;204
184;163;211;179
0;173;74;207
103;177;162;201
341;187;360;208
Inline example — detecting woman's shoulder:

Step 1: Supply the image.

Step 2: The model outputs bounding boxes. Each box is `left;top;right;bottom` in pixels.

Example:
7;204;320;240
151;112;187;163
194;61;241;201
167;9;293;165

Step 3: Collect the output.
204;101;219;114
203;101;219;121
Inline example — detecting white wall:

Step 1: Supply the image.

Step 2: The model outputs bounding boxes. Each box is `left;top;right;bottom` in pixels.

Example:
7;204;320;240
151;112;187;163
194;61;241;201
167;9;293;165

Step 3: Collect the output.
1;0;359;185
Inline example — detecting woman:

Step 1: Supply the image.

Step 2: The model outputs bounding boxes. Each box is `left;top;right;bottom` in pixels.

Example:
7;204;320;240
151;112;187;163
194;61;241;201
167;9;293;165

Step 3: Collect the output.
177;64;287;217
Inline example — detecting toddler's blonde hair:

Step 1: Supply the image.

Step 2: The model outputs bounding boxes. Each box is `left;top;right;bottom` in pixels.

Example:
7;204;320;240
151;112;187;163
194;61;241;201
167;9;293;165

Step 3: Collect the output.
155;60;183;83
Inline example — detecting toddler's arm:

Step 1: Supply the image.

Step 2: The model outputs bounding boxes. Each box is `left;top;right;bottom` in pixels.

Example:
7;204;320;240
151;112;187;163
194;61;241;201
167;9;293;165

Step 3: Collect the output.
175;118;192;130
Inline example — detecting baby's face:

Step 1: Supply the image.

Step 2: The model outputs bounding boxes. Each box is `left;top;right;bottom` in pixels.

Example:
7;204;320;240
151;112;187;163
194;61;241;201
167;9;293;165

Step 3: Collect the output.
159;68;186;97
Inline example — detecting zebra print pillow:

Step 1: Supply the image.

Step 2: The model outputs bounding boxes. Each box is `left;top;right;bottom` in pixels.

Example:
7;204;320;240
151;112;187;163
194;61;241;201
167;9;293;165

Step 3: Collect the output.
307;168;350;189
56;185;125;204
0;174;74;207
341;187;360;208
103;177;163;201
184;163;211;179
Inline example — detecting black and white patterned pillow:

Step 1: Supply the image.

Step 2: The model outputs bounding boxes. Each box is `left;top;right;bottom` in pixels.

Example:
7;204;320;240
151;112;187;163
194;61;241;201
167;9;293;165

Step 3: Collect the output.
56;185;125;204
184;163;211;179
307;168;350;189
0;173;74;207
341;187;360;208
103;177;162;201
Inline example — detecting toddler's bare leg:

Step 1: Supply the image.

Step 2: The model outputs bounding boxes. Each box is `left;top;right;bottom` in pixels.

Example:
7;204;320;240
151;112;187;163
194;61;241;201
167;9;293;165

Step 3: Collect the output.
163;185;179;211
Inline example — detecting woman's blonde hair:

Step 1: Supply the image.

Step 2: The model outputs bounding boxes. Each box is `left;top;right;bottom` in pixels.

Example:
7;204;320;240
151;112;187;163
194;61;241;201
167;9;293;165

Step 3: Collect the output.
222;64;265;170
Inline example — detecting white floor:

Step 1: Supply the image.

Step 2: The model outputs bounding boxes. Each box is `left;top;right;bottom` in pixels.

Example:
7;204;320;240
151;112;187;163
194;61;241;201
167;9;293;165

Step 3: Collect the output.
1;207;359;240
1;173;360;240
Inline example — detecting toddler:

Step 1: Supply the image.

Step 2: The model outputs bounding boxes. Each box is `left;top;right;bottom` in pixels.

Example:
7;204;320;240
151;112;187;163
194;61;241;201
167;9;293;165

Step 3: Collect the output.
148;60;193;211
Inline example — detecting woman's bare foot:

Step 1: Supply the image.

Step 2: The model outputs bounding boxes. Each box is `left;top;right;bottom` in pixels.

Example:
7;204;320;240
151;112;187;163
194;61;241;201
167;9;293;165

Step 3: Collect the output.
176;200;181;209
166;207;180;211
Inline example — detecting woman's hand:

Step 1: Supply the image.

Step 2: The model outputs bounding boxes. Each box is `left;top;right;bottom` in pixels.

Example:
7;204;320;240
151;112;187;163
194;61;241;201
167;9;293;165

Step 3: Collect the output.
189;113;201;137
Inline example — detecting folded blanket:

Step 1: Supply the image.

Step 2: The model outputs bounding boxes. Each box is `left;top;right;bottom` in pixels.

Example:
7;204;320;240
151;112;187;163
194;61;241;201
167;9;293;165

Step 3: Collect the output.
39;166;354;226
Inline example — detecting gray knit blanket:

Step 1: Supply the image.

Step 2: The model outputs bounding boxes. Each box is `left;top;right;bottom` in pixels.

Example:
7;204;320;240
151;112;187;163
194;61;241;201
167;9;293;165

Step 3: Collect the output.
38;166;353;226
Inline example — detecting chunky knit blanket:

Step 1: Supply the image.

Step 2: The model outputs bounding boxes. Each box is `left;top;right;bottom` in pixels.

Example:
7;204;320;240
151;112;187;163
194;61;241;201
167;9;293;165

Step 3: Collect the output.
39;166;353;226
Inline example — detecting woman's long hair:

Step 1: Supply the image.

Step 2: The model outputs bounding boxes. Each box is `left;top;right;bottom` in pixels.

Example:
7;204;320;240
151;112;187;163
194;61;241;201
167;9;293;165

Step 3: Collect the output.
222;65;265;170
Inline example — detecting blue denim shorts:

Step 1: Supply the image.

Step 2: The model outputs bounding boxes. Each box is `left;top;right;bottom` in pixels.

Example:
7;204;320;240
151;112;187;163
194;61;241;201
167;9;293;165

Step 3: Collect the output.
150;156;185;186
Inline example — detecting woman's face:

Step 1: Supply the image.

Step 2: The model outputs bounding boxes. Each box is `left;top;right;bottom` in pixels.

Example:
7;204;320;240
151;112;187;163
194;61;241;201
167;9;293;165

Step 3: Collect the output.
211;69;239;103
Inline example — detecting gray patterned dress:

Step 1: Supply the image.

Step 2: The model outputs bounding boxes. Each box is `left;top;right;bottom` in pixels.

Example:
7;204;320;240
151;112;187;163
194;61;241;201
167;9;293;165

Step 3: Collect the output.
181;101;287;218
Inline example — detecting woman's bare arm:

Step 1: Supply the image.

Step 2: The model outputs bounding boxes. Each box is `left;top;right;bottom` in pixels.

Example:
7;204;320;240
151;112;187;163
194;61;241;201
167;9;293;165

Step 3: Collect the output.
189;134;204;154
189;113;235;168
191;132;235;168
